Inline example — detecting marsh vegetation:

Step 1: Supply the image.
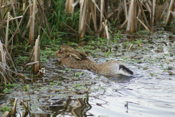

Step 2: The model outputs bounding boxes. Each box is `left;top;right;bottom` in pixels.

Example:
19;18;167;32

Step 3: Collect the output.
0;0;175;116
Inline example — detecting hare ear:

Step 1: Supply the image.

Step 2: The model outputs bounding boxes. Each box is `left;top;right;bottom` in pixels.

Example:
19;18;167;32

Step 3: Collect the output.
67;53;81;60
74;50;87;59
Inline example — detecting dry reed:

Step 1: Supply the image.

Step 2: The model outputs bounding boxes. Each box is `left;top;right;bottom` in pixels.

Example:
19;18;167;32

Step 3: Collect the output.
65;0;175;38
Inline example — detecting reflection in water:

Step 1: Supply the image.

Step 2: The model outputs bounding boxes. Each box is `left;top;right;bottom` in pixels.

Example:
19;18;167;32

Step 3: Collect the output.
56;96;92;117
37;98;91;117
70;98;91;117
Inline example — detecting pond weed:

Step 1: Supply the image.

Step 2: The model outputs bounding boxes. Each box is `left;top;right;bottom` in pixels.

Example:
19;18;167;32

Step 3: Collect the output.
74;72;84;77
150;73;155;77
23;85;29;91
0;106;11;113
65;68;72;72
3;83;18;94
143;67;148;70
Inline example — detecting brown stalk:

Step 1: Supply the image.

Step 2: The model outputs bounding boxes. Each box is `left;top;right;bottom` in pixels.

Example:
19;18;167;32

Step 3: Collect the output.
20;100;29;112
22;11;31;39
86;0;91;31
29;0;36;44
23;61;39;72
127;0;136;33
0;71;9;84
137;17;151;33
157;0;169;19
137;0;149;27
65;0;74;14
8;5;29;45
9;16;23;21
131;0;137;33
10;0;20;33
26;47;34;64
5;12;10;48
127;0;133;31
36;0;51;34
145;2;151;13
165;0;175;25
22;0;26;11
107;8;118;19
0;40;7;72
78;0;87;39
99;0;104;31
127;44;133;51
124;0;128;19
91;0;106;24
16;73;27;82
119;18;128;29
0;40;10;83
103;20;109;41
151;0;156;32
170;11;175;18
85;22;93;32
0;13;8;33
40;27;50;39
62;22;77;33
33;35;40;74
11;98;18;116
90;1;97;32
3;45;17;72
2;111;10;117
71;0;79;14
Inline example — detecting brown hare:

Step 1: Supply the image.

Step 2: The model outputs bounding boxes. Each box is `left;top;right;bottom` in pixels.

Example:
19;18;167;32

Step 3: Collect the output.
55;45;133;77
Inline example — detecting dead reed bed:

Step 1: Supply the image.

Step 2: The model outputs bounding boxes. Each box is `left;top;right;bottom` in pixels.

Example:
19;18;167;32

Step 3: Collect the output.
0;0;59;82
0;1;50;98
65;0;175;39
0;40;17;84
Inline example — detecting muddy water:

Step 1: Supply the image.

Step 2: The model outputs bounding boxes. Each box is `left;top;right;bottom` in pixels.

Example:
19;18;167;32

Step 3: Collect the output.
1;31;175;117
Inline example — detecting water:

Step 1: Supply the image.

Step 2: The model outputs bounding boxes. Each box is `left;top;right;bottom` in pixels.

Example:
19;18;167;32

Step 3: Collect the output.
0;31;175;117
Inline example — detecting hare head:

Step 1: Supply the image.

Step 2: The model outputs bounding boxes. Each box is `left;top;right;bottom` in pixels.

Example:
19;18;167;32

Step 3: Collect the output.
55;45;87;62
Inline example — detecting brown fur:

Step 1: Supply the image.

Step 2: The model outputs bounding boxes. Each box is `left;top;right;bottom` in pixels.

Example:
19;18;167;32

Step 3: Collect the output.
55;45;133;77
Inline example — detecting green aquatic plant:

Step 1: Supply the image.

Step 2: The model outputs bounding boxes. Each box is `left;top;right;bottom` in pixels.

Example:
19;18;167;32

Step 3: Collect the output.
143;67;148;70
3;88;13;93
23;85;29;91
123;55;127;62
65;68;72;72
106;51;111;56
4;83;15;88
3;83;17;93
115;30;121;39
15;55;28;64
57;82;62;85
132;39;142;45
150;73;155;76
124;41;130;48
50;82;56;86
74;72;84;77
76;84;82;88
0;106;11;112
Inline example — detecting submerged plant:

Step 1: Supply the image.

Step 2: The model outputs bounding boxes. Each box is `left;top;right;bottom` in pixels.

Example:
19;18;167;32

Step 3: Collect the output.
74;72;84;77
0;106;11;112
